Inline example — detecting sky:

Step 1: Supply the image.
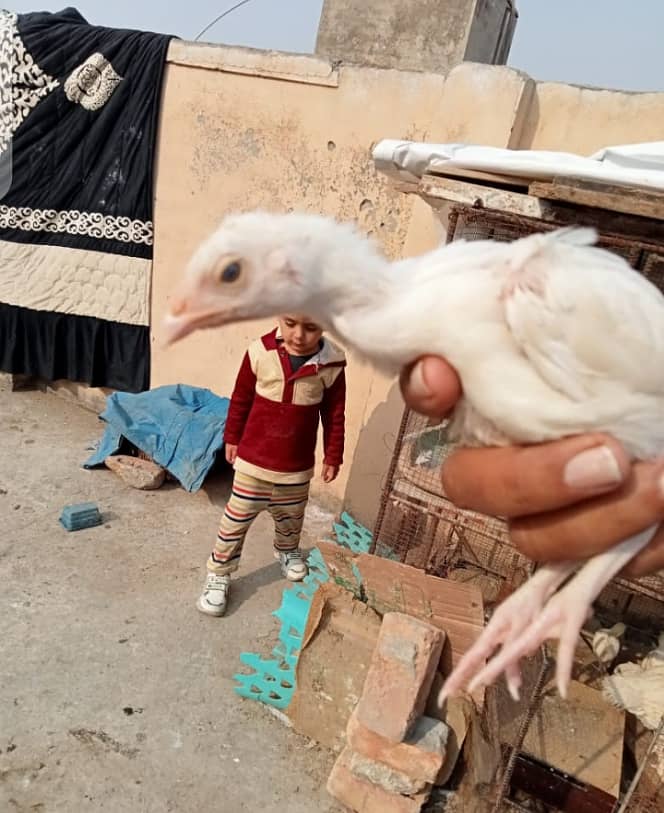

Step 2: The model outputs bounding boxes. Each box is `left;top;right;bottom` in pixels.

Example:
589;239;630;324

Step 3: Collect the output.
7;1;664;93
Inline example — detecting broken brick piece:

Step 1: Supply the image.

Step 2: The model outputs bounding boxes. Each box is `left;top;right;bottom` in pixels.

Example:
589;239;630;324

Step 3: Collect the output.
105;454;166;490
347;709;448;785
349;750;427;795
425;672;470;786
356;612;445;742
327;747;431;813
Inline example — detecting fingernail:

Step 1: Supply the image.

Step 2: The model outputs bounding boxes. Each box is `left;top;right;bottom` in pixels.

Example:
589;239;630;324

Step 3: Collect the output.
564;446;622;490
409;360;432;401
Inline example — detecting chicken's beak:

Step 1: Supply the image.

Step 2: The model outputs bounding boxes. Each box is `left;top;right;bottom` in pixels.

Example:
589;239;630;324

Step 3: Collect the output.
160;297;228;347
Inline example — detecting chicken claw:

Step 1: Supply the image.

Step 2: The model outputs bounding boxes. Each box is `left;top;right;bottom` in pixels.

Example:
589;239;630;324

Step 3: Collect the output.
439;560;576;702
441;529;656;701
466;576;592;698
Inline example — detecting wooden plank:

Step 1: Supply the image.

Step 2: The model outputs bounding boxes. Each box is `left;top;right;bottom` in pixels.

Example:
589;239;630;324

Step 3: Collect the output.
497;678;625;798
426;163;532;189
420;174;546;219
509;752;618;813
317;540;485;680
530;176;664;221
449;700;502;811
419;174;664;246
391;179;422;195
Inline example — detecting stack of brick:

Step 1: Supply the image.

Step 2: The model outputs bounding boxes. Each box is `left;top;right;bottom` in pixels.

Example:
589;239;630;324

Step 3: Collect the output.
327;612;450;812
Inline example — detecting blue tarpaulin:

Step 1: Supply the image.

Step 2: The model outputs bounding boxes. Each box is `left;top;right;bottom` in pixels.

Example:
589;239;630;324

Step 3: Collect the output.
84;384;230;492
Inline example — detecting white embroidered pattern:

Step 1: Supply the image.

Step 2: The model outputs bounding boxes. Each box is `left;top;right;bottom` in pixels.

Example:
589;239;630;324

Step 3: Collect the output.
0;10;60;155
64;52;123;111
0;16;149;247
0;204;153;246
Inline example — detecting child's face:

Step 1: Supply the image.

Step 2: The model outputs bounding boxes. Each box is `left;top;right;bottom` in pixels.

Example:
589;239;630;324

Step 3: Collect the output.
279;315;323;356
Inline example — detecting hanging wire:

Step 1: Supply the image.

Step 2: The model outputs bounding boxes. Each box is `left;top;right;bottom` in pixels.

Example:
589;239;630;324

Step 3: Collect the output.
195;0;256;41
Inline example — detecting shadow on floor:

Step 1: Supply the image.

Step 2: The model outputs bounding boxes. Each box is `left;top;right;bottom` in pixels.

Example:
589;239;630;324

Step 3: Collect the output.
201;457;234;510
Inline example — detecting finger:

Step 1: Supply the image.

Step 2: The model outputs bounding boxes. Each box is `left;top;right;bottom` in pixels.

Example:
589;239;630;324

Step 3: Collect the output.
441;434;630;518
399;356;462;419
510;459;664;562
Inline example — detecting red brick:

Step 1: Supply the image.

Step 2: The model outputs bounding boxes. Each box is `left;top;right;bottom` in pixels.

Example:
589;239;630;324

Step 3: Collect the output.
356;612;445;742
348;750;426;795
347;709;447;784
327;748;431;813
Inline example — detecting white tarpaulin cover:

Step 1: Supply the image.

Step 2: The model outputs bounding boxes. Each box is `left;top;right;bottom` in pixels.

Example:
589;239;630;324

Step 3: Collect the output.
372;140;664;191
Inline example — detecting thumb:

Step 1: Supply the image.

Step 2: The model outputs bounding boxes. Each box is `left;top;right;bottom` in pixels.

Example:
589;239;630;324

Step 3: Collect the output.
399;356;462;418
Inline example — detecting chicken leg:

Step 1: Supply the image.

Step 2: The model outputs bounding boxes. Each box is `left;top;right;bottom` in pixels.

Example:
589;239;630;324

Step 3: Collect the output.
440;527;656;701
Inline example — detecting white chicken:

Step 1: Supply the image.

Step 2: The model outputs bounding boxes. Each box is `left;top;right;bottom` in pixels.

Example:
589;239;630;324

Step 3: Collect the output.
162;210;664;700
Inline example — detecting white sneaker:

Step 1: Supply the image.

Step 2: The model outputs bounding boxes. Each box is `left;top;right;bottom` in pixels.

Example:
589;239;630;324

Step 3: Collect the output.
274;549;308;582
197;573;231;616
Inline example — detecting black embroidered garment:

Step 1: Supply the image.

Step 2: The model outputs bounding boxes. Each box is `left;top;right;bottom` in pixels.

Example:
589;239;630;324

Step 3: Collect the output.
0;8;173;392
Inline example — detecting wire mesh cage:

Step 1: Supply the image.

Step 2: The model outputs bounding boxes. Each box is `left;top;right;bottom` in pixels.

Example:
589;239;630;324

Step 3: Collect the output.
373;203;664;813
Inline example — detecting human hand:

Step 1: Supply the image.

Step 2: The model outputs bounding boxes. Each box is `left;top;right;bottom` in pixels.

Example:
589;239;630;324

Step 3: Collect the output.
399;356;664;578
322;463;339;483
225;443;238;465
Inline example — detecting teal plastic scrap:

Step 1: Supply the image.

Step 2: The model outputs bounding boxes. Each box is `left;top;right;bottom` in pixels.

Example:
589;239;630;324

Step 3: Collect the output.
233;547;329;709
59;502;103;531
332;511;373;554
333;509;400;560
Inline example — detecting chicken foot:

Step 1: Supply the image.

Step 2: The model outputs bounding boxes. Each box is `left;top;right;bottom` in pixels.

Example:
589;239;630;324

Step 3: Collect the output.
441;528;656;701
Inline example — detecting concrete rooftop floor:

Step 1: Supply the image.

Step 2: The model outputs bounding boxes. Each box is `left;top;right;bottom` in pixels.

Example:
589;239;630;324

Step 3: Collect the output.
0;384;340;812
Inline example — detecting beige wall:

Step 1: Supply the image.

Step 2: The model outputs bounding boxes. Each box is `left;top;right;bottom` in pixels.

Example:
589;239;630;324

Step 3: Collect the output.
521;80;664;153
151;47;664;527
409;61;664;155
150;42;450;520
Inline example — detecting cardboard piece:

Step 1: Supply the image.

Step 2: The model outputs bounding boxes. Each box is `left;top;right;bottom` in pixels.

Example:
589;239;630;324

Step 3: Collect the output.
496;678;625;799
286;581;382;751
318;540;485;679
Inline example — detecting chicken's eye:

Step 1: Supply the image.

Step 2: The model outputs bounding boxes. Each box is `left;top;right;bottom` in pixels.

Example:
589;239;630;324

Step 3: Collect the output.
220;261;242;283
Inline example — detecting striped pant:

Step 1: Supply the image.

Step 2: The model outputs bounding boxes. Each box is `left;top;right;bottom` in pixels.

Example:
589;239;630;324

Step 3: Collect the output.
207;471;310;575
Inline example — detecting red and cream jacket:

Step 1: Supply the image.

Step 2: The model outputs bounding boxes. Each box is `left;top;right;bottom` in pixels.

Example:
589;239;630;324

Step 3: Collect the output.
223;328;347;484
